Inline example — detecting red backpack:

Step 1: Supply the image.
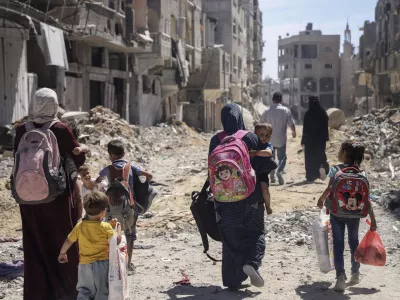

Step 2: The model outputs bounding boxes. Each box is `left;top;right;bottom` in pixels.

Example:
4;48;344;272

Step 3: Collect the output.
329;166;370;218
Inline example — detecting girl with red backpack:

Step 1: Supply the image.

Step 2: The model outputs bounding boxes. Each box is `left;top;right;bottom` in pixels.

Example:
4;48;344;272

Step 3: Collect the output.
317;141;377;292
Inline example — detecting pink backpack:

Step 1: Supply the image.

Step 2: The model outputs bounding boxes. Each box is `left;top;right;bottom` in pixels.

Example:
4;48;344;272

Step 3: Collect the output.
208;130;256;202
12;121;67;205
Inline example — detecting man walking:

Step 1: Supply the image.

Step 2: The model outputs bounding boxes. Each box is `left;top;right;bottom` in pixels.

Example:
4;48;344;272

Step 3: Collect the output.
260;92;296;185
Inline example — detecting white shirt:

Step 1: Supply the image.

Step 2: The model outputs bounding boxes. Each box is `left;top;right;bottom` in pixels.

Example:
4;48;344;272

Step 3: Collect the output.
260;103;295;148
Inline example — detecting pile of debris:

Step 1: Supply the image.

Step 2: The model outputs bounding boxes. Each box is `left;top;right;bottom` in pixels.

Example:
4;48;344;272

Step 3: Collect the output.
76;106;204;162
349;107;400;179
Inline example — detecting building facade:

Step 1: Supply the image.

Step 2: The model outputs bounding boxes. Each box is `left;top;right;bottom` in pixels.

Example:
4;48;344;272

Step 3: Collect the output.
373;0;400;107
0;0;264;132
278;23;341;120
340;23;360;115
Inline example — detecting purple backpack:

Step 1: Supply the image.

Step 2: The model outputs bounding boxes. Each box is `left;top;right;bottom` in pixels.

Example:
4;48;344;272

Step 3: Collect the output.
12;121;66;205
208;130;256;202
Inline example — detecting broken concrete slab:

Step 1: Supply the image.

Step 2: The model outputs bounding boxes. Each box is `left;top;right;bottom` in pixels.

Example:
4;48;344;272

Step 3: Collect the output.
61;111;89;120
327;108;345;130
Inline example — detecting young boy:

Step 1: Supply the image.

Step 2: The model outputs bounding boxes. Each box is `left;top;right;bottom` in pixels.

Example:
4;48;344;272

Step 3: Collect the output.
250;123;274;215
95;139;153;273
317;141;377;292
58;191;121;299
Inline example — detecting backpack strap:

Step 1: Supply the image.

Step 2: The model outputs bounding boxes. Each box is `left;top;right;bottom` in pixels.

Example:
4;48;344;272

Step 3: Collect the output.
24;120;59;132
234;130;249;140
24;122;35;132
217;131;226;142
201;179;210;193
122;162;131;182
217;130;248;142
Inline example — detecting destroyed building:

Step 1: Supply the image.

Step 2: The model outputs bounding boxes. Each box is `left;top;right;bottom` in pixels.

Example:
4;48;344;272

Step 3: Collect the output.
278;23;341;120
0;0;153;126
356;1;400;111
0;0;264;133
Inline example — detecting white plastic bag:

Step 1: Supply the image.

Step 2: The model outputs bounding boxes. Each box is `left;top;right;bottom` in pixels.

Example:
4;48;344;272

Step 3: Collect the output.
312;209;335;273
109;232;129;300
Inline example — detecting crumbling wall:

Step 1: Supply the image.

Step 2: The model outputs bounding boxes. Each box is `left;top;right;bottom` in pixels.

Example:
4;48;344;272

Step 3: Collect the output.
183;103;204;130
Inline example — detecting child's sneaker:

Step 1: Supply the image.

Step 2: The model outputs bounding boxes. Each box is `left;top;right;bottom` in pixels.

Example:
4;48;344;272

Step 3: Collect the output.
349;273;361;285
270;171;276;184
334;274;346;292
277;171;285;185
243;265;264;288
319;167;327;181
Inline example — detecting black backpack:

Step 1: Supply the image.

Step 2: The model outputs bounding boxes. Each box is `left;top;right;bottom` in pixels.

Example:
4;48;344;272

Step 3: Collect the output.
190;179;221;262
132;172;158;215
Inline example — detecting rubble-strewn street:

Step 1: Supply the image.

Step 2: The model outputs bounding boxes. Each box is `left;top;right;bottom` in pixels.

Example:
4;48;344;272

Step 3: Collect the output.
0;108;400;299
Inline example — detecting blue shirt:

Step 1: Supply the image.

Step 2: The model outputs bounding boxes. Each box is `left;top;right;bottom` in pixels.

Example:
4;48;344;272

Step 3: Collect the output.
99;159;142;191
261;142;274;153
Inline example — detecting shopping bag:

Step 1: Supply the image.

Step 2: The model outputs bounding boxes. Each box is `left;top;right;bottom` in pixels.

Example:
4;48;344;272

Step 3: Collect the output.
109;231;129;300
354;230;386;266
312;209;335;273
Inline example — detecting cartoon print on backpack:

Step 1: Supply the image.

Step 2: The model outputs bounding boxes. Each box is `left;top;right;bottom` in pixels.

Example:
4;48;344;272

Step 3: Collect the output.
213;164;247;201
330;168;370;218
342;192;364;211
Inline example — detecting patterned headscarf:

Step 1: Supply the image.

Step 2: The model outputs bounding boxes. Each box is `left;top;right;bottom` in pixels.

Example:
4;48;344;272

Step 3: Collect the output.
221;103;246;135
29;88;59;124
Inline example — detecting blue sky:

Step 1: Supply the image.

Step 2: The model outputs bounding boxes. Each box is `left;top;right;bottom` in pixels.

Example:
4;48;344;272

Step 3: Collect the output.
261;0;377;79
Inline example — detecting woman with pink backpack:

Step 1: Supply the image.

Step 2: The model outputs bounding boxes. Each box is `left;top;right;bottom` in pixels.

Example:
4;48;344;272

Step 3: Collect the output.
12;88;85;300
208;103;273;290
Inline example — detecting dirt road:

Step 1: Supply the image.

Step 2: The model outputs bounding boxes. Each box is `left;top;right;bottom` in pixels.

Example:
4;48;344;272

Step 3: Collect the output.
130;128;400;300
1;127;400;299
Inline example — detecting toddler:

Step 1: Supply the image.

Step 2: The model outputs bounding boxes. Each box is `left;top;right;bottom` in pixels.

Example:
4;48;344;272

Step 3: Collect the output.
317;141;377;292
58;191;121;299
251;123;274;215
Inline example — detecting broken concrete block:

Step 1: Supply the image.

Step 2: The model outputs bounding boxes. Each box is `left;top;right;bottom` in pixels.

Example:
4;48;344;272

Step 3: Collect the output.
61;111;89;120
327;108;345;130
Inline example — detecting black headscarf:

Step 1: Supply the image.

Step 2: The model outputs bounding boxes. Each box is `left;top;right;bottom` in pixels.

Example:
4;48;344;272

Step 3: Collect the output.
221;103;246;135
301;96;329;144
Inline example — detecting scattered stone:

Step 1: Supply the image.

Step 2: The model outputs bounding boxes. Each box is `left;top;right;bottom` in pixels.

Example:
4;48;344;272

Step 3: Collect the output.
166;222;177;230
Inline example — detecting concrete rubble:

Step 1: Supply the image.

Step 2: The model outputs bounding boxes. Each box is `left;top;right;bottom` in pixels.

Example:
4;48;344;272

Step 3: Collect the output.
76;106;205;163
350;107;400;177
266;209;318;247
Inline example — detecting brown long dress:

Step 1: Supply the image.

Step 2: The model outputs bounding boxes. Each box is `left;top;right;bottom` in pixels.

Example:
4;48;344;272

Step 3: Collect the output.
14;122;85;300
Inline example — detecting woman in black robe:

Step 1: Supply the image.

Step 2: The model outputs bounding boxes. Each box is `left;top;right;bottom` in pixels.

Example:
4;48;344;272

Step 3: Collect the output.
301;96;330;182
209;103;269;289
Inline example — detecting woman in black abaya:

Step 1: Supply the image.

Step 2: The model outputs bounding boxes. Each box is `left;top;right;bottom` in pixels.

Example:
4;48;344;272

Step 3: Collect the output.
209;103;269;289
301;96;330;182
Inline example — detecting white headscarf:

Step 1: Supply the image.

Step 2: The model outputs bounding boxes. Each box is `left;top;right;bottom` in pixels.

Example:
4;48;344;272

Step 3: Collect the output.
29;88;60;124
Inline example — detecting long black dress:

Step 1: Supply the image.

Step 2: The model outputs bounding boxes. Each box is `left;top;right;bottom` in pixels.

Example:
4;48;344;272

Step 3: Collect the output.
301;100;329;182
209;104;269;288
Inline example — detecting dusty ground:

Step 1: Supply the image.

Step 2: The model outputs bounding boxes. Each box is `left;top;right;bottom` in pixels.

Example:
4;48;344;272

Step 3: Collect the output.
1;127;400;299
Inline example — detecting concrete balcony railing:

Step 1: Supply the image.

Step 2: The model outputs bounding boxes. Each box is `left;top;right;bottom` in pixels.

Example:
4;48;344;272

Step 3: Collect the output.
150;32;172;59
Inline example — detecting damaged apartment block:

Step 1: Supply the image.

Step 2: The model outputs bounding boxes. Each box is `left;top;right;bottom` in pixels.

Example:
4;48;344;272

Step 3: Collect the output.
0;0;153;126
0;0;264;133
278;23;340;120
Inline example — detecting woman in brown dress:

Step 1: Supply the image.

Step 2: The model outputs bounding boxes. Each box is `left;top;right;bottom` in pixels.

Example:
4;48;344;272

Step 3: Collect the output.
13;88;85;300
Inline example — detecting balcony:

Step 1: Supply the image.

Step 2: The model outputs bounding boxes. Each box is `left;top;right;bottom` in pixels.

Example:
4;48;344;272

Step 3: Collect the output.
150;32;172;59
46;1;151;53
